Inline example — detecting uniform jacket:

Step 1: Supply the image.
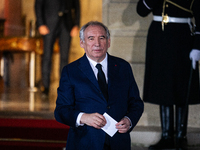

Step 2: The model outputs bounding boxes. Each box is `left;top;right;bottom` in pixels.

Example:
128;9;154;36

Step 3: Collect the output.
35;0;80;31
54;53;144;150
137;0;200;105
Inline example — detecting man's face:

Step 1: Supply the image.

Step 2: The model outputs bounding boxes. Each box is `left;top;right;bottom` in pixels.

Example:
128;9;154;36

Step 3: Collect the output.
80;25;110;62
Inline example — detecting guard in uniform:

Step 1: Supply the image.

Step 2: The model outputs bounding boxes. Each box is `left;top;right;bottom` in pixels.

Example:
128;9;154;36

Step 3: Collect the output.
137;0;200;149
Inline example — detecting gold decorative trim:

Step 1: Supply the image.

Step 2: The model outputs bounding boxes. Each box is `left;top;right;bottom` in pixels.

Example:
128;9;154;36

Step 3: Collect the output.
11;42;17;48
161;0;194;31
166;0;193;14
35;39;43;55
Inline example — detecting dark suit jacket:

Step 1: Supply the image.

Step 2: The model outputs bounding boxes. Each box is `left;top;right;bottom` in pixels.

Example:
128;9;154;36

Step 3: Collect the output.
35;0;80;31
54;53;144;150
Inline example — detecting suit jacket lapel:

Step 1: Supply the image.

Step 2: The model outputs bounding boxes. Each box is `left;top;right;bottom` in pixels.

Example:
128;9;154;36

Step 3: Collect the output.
107;54;119;90
78;54;100;91
78;54;118;103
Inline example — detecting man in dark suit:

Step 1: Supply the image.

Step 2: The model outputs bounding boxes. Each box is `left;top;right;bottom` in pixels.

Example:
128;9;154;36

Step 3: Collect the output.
35;0;80;95
54;21;144;150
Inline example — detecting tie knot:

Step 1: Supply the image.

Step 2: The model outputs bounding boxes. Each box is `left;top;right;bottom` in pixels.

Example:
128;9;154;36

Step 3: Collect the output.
96;64;102;70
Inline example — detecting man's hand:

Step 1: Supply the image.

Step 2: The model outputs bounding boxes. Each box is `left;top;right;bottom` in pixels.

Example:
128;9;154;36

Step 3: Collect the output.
115;117;131;133
70;25;79;37
38;25;50;35
80;113;107;129
189;49;200;70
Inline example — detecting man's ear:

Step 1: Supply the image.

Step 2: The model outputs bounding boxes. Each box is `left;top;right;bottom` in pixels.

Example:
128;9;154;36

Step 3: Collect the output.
108;38;111;48
80;40;84;48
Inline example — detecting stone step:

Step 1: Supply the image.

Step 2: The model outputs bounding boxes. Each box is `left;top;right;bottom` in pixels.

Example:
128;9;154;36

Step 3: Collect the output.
130;126;200;147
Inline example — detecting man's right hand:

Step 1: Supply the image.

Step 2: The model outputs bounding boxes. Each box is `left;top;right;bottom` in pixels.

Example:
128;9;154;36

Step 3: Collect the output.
189;49;200;70
38;25;50;35
80;113;107;129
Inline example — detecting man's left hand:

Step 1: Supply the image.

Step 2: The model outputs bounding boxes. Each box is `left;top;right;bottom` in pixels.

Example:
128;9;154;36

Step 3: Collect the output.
70;25;79;37
115;117;131;133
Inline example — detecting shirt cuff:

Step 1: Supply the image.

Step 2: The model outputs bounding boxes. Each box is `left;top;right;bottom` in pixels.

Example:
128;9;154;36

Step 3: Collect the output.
76;112;85;127
124;116;132;129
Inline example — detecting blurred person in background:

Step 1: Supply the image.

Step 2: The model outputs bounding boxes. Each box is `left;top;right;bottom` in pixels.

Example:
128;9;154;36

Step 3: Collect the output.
35;0;80;96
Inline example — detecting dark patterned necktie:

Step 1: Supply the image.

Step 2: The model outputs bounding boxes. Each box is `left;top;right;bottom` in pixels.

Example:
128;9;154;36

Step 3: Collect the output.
96;64;108;101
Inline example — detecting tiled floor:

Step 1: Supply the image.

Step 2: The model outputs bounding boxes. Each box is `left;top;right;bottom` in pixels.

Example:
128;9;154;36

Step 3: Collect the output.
0;79;57;119
0;53;58;119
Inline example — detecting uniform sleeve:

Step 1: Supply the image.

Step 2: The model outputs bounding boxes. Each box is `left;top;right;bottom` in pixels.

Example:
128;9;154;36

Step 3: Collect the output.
192;0;200;50
136;0;161;17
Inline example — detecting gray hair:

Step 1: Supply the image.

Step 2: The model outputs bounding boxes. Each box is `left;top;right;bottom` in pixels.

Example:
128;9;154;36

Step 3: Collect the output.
79;21;110;42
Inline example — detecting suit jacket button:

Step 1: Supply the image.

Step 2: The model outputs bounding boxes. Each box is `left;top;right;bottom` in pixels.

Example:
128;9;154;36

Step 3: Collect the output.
107;106;110;109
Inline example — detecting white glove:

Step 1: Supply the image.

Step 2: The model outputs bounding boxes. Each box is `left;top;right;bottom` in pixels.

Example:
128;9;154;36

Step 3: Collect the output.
189;49;200;69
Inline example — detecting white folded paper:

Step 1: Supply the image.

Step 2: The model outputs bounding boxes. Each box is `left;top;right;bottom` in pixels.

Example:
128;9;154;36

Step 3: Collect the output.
101;112;118;137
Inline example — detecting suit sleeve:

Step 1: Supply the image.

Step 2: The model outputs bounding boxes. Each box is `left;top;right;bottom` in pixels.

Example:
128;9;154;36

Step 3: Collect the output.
126;64;144;131
34;0;45;27
72;0;80;27
54;66;80;128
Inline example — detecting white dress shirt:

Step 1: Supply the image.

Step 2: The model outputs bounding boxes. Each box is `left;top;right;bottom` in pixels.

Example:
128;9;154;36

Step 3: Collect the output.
76;54;108;126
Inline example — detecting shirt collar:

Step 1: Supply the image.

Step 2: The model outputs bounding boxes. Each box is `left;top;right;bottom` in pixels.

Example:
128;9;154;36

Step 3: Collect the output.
86;53;108;69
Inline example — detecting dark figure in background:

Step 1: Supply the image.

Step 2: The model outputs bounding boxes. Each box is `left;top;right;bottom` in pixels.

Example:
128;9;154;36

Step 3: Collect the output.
35;0;80;95
137;0;200;150
54;21;144;150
